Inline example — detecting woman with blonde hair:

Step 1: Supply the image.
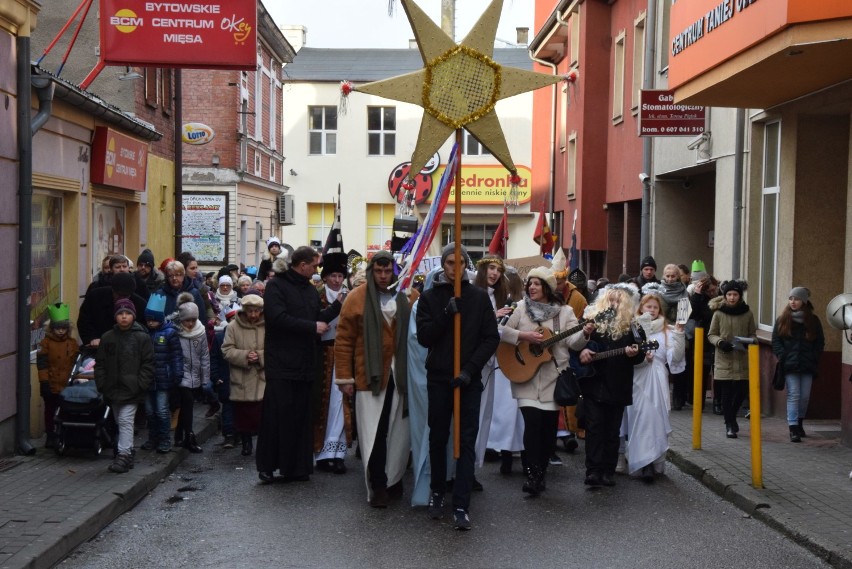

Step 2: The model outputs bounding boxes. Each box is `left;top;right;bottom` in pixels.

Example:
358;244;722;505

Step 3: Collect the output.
578;284;646;488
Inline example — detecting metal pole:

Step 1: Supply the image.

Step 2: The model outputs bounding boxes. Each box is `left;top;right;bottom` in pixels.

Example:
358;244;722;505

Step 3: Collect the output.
174;69;183;255
639;0;658;261
453;128;462;459
731;108;745;279
692;327;704;450
748;343;763;488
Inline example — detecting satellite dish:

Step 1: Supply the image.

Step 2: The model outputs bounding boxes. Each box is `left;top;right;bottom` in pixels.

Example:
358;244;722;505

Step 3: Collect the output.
826;293;852;331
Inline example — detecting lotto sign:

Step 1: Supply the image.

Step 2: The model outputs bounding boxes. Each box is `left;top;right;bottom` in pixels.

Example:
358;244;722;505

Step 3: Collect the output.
100;0;257;70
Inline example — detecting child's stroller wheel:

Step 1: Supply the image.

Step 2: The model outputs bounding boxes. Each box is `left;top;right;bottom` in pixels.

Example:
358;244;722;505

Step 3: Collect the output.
93;439;103;455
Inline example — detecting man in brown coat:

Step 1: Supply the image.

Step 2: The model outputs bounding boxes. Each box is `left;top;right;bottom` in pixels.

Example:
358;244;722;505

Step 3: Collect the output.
335;251;418;508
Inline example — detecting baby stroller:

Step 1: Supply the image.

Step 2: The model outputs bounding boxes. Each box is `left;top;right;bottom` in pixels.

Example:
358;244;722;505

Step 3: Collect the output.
53;348;113;456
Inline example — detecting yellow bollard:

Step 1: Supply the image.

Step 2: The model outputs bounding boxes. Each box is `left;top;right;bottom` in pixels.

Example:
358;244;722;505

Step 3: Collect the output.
748;343;763;488
692;328;704;450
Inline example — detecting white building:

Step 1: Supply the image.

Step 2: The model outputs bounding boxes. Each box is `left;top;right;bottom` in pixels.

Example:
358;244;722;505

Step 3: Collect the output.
281;47;547;262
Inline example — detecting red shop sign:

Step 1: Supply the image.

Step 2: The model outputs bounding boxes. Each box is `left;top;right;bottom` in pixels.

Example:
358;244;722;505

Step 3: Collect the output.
91;127;149;192
100;0;257;70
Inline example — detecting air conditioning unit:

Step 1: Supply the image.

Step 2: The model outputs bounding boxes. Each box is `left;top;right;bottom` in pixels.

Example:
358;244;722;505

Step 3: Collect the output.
278;194;295;225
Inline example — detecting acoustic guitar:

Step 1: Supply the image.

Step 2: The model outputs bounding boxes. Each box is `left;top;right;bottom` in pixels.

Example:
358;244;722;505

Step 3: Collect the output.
498;308;615;383
579;339;660;376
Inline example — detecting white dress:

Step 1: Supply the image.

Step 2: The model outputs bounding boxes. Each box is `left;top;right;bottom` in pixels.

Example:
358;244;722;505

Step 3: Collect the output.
315;287;347;463
624;317;685;475
486;288;524;454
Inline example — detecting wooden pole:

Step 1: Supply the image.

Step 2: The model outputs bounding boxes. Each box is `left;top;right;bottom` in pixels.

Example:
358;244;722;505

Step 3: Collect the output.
453;129;463;459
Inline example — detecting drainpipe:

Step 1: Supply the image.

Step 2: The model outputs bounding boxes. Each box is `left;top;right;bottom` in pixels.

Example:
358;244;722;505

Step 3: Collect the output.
731;108;745;279
639;0;657;260
16;33;35;456
174;69;183;255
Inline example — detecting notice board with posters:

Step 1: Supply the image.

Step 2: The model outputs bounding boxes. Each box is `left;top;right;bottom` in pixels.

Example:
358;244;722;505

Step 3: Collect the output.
182;193;228;264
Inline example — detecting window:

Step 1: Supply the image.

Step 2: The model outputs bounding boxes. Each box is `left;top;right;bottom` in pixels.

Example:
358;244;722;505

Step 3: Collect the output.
659;0;672;72
567;132;577;199
368;106;396;156
758;121;781;328
559;81;569;150
612;31;625;123
31;193;63;351
308;203;335;247
441;223;499;263
269;158;276;182
254;153;262;176
269;64;278;149
632;13;646;112
309;106;337;155
160;69;173;116
570;10;580;67
366;204;395;257
144;68;159;108
464;131;491;156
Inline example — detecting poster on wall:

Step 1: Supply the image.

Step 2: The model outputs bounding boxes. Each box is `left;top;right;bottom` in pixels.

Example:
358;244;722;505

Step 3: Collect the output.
182;193;228;264
30;194;63;351
92;203;126;279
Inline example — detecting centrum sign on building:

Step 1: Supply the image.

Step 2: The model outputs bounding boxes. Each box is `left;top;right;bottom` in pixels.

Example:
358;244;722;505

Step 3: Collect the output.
638;90;705;137
100;0;256;69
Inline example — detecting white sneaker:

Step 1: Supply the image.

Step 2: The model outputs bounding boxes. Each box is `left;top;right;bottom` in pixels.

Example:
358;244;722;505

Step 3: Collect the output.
615;453;627;474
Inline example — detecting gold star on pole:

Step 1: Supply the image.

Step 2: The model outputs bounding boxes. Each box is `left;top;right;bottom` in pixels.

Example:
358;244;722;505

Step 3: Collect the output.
354;0;563;178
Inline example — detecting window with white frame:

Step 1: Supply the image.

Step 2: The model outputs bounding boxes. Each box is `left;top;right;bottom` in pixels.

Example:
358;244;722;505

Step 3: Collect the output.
308;203;335;247
368;106;396;156
464;131;491;156
612;31;625;123
570;10;580;67
269;158;276;182
366;204;395;257
559;82;569;151
309;106;337;155
632;13;646;112
255;53;264;140
567;132;577;199
269;63;278;149
254;153;261;176
758;121;781;328
659;0;672;72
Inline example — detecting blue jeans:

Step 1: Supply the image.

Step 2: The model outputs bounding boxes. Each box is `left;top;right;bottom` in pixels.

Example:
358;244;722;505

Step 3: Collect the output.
785;373;813;425
217;380;234;436
145;389;171;448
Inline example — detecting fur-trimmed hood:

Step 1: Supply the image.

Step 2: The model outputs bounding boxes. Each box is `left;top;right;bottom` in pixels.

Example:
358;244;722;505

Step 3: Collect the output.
272;256;289;274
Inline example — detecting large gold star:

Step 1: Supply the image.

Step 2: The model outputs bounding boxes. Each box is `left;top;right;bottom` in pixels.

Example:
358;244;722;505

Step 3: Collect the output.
355;0;563;178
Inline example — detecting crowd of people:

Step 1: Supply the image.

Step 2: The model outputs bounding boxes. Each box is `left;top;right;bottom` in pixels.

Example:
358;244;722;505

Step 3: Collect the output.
34;239;823;530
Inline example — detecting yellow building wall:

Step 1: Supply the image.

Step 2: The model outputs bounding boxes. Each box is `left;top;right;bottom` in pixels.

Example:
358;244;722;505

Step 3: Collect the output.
145;154;176;264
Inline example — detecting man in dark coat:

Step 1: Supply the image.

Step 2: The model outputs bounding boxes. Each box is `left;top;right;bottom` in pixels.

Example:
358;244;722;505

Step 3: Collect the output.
256;246;342;483
78;272;147;346
416;243;499;531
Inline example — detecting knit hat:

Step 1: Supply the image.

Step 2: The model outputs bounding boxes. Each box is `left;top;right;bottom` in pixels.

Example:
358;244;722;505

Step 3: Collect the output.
789;287;810;303
245;266;258;278
114;298;136;318
177;300;199;321
640;256;657;270
240;293;264;308
145;293;167;323
690;260;707;282
137;248;155;267
440;242;470;268
218;275;233;287
526;266;557;294
720;279;747;296
47;302;70;328
266;236;281;251
111;272;136;296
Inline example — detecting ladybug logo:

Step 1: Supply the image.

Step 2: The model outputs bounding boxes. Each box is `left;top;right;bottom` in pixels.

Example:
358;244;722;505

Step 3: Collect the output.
387;153;440;206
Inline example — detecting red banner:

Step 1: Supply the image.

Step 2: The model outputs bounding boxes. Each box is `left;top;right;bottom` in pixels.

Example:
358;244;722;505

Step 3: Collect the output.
91;127;149;192
100;0;257;70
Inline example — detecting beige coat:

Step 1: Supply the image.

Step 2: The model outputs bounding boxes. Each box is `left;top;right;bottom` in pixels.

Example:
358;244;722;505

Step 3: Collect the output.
500;301;588;403
222;312;266;402
706;296;756;381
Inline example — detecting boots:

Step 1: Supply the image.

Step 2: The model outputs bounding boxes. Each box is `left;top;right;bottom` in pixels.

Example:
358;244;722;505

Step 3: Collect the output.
789;425;801;443
241;434;253;456
109;453;132;474
522;466;541;496
500;451;513;475
184;432;203;453
797;419;807;438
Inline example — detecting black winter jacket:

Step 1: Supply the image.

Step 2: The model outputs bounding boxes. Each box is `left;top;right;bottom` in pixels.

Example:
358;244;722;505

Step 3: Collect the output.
95;321;154;404
148;320;183;391
416;276;499;383
771;317;825;375
578;329;646;406
155;278;206;322
264;268;340;382
78;288;147;345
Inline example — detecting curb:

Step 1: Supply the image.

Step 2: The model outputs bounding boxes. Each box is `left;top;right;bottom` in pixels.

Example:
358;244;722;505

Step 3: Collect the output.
668;448;852;569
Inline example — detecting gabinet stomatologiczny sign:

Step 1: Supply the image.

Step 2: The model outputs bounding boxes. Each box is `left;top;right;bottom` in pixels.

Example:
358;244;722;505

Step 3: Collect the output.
100;0;257;69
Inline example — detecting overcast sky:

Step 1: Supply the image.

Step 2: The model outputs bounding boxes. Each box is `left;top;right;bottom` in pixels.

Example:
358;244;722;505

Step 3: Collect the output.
267;0;534;49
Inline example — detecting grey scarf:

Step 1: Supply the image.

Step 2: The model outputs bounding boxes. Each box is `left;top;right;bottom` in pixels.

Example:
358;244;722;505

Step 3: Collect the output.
524;296;562;323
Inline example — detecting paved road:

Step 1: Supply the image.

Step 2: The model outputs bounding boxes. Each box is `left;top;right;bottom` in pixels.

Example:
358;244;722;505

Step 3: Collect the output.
57;437;829;569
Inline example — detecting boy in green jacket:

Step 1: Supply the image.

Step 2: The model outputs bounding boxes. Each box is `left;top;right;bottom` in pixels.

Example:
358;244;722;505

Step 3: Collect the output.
95;298;155;473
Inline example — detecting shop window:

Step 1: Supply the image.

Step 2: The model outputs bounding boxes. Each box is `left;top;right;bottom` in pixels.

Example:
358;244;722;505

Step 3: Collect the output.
464;131;491;156
366;204;395;257
442;223;499;263
758;121;781;329
308;203;335;248
30;193;63;351
612;31;625;124
309;106;337;155
368;106;396;156
632;13;646;113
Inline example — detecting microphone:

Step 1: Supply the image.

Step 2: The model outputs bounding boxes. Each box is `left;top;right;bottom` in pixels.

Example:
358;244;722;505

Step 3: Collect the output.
498;301;517;326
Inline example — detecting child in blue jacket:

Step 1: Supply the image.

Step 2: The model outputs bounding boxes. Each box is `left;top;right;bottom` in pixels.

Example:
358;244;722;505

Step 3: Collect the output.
142;293;183;453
